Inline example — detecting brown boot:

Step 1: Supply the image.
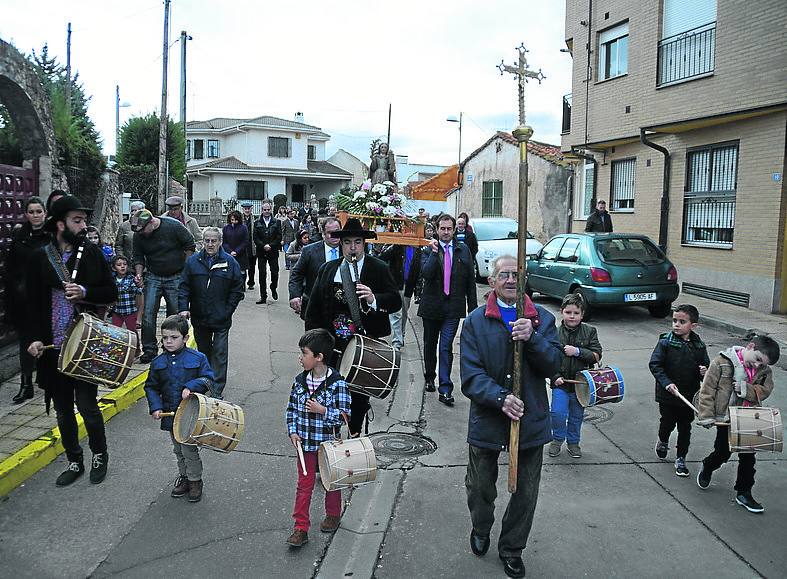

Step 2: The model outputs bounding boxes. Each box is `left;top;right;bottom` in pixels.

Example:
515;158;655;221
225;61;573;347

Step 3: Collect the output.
188;479;203;502
171;475;190;498
286;529;309;547
320;515;340;533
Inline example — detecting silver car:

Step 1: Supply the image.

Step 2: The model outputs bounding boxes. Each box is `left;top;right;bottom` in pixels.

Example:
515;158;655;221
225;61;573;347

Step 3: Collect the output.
469;217;543;280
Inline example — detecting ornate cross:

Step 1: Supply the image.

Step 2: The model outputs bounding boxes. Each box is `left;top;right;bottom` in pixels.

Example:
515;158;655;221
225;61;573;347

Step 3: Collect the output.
497;43;546;126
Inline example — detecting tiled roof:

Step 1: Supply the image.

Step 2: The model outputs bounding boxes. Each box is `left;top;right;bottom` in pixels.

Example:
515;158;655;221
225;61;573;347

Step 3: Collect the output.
307;161;352;176
187;115;329;137
408;165;459;201
462;132;566;167
187;157;351;178
187;156;250;171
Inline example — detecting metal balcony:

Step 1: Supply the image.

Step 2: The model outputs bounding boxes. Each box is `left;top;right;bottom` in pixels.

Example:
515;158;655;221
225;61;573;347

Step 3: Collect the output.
561;93;572;134
657;23;716;86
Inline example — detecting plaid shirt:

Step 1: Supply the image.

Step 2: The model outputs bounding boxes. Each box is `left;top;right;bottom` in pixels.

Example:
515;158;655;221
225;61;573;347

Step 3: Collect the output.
111;273;142;316
286;368;351;452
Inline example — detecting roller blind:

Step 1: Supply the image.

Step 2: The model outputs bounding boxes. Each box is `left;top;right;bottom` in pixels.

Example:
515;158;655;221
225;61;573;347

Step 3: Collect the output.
663;0;716;38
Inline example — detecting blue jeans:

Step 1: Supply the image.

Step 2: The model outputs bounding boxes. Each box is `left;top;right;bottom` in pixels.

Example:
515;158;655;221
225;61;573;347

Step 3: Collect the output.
141;273;180;356
551;388;585;444
422;317;460;395
193;326;230;397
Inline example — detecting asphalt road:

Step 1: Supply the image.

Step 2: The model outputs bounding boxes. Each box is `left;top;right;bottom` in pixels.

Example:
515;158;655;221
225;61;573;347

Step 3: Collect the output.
0;281;784;579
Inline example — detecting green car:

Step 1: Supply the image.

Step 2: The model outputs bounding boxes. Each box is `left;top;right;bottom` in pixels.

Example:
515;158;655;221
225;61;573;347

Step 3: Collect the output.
525;233;679;319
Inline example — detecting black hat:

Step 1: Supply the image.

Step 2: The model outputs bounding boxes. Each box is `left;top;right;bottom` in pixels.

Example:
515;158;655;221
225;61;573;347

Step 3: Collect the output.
329;218;377;240
44;195;92;232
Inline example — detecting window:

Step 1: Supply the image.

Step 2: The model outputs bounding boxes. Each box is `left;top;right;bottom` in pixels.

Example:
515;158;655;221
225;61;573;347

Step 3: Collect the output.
610;158;636;210
193;139;204;160
558;238;581;262
186;140;191;161
481;181;503;217
598;22;628;80
658;0;716;86
682;142;737;247
540;237;564;261
268;137;291;158
307;145;316;160
237;180;266;200
596;238;665;265
577;160;595;218
207;139;220;158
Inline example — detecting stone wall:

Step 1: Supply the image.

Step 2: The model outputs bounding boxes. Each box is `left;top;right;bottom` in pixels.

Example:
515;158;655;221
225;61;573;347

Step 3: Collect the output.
92;169;121;245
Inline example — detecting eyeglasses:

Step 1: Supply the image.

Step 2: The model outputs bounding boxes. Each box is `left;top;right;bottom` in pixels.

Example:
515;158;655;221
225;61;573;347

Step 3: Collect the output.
495;271;518;280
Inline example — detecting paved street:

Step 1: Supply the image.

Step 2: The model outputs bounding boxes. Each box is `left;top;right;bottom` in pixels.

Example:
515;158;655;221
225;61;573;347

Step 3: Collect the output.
1;280;785;578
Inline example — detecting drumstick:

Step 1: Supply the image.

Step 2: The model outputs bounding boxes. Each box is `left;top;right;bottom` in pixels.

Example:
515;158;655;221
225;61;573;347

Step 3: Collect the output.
672;390;699;414
296;441;308;476
560;379;583;385
158;412;175;417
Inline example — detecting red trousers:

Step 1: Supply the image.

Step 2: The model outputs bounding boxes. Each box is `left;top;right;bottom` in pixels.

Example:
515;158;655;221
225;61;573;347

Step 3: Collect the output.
111;312;140;351
293;450;341;532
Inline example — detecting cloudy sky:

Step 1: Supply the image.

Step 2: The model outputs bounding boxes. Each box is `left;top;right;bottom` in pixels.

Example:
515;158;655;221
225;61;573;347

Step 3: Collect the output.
1;0;571;166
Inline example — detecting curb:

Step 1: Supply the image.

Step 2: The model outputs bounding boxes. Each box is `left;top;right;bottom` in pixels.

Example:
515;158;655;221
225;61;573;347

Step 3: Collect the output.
0;370;149;498
699;315;787;371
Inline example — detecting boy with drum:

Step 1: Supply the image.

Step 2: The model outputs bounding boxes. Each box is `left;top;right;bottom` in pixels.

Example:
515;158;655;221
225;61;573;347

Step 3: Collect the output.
144;315;215;503
649;304;709;477
548;293;602;459
695;334;779;513
286;329;351;548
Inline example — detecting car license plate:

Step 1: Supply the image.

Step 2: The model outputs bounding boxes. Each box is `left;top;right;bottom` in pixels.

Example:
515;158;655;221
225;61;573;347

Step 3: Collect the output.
624;292;656;302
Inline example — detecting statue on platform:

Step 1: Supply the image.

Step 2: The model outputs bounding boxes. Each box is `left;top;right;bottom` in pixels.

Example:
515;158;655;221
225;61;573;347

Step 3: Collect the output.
369;142;396;185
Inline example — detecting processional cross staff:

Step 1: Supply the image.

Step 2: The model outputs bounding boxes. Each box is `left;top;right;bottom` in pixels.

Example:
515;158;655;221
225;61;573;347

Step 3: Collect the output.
497;43;545;493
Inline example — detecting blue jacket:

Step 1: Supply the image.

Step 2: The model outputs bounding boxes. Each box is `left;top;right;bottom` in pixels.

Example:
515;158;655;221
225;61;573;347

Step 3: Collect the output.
460;292;561;451
178;247;245;329
144;347;215;431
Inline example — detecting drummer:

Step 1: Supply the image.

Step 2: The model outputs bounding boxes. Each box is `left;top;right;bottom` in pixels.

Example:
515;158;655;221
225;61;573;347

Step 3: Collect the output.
304;218;401;436
26;195;118;487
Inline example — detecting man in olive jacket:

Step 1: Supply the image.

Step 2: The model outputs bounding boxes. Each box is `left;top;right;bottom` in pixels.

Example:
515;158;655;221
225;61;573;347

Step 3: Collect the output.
460;255;560;579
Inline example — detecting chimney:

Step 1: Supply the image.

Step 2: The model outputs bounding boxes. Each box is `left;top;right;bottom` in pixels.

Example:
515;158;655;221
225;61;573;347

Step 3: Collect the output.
294;112;304;123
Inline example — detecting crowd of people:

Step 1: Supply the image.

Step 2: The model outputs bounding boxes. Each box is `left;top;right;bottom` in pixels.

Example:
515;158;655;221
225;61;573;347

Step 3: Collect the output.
5;190;779;578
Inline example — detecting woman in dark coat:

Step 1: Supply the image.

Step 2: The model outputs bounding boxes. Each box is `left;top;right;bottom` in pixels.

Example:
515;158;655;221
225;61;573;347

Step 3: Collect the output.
7;196;50;403
222;210;249;271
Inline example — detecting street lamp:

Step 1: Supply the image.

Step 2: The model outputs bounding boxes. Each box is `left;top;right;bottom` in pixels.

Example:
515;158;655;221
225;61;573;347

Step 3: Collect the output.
115;84;131;158
446;112;463;167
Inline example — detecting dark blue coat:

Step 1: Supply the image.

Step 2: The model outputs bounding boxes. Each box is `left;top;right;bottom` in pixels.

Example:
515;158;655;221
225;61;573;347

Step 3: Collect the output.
417;240;477;320
460;292;561;451
649;330;709;406
144;347;215;431
178;248;245;330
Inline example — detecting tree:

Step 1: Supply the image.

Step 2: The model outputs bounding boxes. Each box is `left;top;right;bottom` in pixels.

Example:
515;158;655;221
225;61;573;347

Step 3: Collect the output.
116;113;185;183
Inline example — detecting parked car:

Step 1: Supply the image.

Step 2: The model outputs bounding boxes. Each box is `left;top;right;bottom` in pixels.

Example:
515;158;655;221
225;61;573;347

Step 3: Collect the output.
469;217;544;280
525;233;679;319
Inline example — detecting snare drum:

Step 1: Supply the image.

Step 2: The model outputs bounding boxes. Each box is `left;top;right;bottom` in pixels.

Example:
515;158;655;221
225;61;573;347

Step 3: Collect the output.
575;366;625;407
318;436;377;491
339;335;400;399
728;406;783;453
58;313;138;387
173;392;245;453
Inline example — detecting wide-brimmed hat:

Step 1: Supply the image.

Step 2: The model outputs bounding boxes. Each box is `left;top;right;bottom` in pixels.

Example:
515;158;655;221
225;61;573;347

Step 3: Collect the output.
44;195;92;232
329;218;377;240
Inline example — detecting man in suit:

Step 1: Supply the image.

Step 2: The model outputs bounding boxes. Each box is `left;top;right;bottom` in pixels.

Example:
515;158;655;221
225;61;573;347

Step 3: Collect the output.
289;217;341;322
418;214;477;406
240;201;257;289
305;218;401;436
253;200;282;304
281;208;300;269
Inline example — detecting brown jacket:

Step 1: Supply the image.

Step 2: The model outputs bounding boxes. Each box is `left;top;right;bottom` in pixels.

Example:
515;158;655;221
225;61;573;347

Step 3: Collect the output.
696;346;774;425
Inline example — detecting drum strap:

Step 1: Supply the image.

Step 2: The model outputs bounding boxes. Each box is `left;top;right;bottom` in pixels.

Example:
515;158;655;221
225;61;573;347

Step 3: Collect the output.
339;259;364;332
44;242;72;284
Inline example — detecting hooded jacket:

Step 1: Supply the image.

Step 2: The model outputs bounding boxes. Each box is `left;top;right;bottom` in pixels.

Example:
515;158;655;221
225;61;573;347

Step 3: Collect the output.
649;331;709;406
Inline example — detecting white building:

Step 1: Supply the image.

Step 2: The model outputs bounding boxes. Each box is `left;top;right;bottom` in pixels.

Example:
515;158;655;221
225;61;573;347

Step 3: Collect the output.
395;155;447;189
185;114;352;210
326;149;368;187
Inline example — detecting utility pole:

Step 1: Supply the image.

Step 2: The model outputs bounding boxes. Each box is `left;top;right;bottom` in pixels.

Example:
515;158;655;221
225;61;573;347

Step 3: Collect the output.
65;23;71;107
157;0;171;213
180;30;192;208
386;103;391;146
496;43;545;494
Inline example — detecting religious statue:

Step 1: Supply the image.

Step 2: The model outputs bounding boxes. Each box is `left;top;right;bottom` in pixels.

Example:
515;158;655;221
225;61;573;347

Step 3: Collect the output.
369;142;396;185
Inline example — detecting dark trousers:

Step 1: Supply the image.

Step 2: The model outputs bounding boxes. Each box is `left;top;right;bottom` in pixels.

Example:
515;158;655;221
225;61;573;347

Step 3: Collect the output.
702;425;757;494
349;392;370;436
422;317;460;395
466;444;543;558
257;251;279;297
193;326;230;397
658;402;694;458
18;337;36;375
141;272;180;356
51;377;107;462
247;251;257;287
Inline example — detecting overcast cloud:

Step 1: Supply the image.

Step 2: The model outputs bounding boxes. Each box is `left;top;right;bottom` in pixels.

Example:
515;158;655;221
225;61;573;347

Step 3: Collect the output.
1;0;570;166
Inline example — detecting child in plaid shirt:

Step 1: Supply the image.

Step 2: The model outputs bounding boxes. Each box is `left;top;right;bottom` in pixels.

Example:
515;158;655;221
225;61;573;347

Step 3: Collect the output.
110;255;142;345
285;328;351;548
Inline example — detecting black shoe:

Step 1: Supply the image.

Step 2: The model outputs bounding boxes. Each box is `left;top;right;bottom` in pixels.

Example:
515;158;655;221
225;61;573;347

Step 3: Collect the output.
12;374;34;404
654;440;668;460
470;530;490;556
56;461;85;486
256;297;267;304
674;457;689;477
438;393;455;406
90;452;108;484
139;353;155;364
424;380;436;392
499;555;526;578
736;493;764;513
271;287;278;300
697;465;712;489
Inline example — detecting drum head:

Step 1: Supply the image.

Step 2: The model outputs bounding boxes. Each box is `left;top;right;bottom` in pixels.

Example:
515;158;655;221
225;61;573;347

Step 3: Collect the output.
575;373;591;407
61;314;87;365
174;395;200;444
339;336;360;378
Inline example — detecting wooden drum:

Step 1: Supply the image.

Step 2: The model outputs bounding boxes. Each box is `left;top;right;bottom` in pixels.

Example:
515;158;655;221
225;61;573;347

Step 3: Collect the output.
339;335;400;399
173;392;245;453
318;437;377;491
728;406;783;453
575;366;625;408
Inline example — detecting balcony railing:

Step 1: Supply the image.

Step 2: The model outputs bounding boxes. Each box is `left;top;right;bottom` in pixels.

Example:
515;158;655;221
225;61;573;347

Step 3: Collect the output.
561;93;572;134
657;22;716;86
682;195;735;248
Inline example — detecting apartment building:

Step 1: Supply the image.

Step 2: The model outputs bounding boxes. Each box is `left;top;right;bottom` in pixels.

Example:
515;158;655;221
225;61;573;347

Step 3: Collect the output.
561;0;787;312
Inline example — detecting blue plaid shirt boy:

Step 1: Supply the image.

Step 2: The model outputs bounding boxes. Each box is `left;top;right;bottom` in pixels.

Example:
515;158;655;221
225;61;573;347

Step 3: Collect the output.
112;272;142;316
286;368;351;452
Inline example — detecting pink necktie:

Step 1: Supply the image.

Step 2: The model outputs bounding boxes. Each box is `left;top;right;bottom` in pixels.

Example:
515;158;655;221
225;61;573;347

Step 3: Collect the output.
443;246;452;295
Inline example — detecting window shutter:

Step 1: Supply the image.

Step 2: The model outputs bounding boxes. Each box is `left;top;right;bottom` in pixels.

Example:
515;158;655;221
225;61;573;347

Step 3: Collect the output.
663;0;716;38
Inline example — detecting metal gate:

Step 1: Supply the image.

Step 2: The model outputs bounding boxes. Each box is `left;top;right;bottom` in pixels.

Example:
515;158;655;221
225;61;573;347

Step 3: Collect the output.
0;163;38;347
